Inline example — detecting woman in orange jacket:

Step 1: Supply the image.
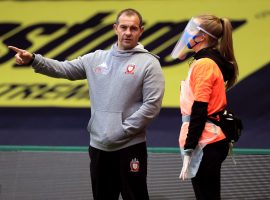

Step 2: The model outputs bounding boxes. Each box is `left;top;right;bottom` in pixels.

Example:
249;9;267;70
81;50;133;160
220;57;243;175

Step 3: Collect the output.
171;14;239;199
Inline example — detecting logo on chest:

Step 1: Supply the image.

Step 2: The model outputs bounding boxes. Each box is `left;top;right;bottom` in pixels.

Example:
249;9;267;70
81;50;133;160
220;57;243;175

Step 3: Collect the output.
125;64;137;74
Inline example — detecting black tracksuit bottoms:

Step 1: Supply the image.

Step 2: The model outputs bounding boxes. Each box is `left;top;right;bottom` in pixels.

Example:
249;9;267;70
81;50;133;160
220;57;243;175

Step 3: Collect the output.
191;139;229;200
88;142;149;200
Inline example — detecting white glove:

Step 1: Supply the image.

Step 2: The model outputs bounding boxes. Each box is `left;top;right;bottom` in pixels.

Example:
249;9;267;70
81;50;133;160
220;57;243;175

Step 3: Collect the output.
179;155;191;180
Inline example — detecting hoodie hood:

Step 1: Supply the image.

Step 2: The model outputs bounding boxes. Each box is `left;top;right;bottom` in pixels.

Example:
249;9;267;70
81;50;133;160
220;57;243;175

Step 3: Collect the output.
111;43;160;59
193;47;234;82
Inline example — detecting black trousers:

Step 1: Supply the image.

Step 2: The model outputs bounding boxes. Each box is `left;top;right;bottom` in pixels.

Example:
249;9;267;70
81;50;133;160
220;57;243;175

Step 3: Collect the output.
89;142;149;200
191;139;229;200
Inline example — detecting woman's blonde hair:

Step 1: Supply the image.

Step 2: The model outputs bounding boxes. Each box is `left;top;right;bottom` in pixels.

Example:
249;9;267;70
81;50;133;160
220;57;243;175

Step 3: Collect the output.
196;14;239;89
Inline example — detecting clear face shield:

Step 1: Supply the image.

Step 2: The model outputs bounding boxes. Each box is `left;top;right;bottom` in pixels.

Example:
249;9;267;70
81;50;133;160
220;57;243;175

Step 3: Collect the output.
171;18;202;60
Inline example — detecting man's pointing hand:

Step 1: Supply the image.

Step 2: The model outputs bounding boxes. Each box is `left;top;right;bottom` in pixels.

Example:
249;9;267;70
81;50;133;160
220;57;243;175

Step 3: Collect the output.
8;46;34;65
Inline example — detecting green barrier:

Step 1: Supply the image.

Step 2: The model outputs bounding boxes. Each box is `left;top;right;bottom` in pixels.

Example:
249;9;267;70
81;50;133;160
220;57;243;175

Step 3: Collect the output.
0;145;269;155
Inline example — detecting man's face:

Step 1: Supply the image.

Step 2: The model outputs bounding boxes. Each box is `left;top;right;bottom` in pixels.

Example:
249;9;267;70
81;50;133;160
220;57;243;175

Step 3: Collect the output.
114;14;144;50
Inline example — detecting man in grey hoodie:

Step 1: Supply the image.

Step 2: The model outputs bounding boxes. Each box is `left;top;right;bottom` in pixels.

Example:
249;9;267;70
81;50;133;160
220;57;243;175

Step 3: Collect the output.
9;8;165;200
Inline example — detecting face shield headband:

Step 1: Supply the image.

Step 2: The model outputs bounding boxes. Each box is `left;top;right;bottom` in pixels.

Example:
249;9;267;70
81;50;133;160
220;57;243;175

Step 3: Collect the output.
197;27;217;40
171;18;218;60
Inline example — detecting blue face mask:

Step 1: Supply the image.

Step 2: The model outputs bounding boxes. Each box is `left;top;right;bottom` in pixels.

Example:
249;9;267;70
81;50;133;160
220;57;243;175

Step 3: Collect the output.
182;31;202;49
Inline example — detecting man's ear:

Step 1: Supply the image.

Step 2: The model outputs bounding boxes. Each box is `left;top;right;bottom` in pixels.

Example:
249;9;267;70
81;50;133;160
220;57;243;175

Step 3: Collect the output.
140;26;144;36
113;24;118;34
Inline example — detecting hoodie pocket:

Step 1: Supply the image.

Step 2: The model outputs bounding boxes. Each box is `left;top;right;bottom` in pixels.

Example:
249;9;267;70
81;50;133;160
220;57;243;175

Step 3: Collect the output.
88;110;127;145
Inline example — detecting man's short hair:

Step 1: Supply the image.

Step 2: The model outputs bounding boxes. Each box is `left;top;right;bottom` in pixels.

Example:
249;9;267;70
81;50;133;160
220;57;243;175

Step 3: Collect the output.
116;8;143;27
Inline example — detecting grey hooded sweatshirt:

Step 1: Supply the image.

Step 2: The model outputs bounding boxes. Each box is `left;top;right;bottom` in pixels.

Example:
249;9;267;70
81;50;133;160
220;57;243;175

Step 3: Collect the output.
32;43;165;151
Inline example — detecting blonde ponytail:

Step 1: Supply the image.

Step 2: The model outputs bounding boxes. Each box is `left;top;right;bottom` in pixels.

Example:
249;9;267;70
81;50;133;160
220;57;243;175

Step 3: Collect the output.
219;18;239;89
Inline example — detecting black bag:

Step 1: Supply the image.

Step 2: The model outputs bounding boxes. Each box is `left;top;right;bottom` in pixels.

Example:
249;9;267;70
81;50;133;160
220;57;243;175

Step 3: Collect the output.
208;109;243;143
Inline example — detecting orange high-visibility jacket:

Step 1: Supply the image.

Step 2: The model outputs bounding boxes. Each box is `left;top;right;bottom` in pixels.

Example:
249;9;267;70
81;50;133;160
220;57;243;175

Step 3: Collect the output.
179;58;226;150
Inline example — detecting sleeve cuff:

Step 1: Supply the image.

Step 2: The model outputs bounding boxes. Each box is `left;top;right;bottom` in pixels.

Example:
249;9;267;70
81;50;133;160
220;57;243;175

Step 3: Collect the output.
28;53;35;66
183;149;193;156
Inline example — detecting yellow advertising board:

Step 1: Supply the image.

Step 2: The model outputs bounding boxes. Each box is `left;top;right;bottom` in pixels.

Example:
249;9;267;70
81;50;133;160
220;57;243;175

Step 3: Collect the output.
0;0;269;108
